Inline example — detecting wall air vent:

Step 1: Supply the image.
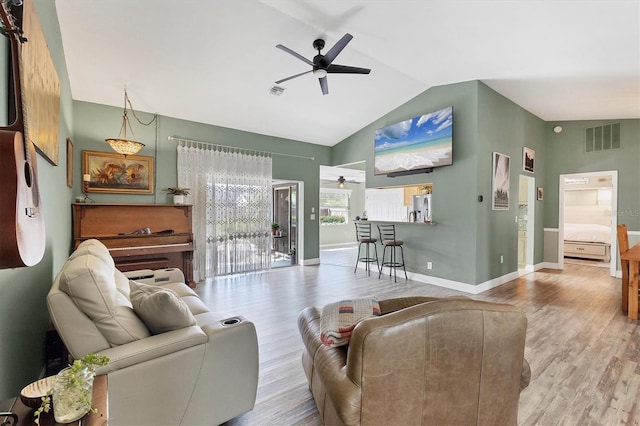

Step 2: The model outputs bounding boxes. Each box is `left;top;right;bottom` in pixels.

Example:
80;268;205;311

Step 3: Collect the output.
585;123;621;152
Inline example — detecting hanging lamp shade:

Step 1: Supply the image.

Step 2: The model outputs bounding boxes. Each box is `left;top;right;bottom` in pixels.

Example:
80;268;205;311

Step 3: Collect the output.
105;89;145;156
105;136;145;156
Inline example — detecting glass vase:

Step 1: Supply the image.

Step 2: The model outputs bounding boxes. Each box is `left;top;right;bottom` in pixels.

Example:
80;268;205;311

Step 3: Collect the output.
52;366;94;423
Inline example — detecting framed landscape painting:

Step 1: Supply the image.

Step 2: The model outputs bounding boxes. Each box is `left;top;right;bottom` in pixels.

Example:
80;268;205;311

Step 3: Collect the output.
82;150;154;194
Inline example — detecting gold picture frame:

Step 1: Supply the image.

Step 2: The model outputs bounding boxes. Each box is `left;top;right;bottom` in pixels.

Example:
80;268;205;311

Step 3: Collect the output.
82;150;154;194
66;138;73;187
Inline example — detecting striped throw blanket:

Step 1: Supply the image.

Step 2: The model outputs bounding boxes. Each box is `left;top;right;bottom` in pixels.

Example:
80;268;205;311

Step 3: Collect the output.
320;298;381;347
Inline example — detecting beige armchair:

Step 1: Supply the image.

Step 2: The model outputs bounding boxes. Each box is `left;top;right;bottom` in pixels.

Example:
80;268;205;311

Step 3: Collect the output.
47;239;259;425
298;296;530;426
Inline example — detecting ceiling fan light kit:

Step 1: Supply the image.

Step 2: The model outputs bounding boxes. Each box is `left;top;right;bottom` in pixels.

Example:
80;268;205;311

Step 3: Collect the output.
275;33;371;95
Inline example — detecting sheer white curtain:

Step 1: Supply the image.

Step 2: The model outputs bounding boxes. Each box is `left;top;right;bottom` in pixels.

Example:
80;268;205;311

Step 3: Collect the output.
177;143;272;279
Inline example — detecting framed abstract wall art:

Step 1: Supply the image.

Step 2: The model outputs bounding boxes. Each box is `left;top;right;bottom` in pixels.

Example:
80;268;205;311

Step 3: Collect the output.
523;147;535;173
492;152;510;211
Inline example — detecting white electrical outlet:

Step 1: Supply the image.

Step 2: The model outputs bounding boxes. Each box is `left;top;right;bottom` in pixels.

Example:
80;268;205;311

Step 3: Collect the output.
500;255;504;264
310;213;315;220
427;261;433;270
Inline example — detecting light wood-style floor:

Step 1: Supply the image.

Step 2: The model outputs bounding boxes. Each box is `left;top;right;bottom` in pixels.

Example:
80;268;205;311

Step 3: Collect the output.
195;247;638;426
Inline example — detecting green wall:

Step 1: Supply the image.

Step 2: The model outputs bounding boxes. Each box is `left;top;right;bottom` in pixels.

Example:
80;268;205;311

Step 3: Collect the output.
73;101;331;262
331;81;549;285
475;82;546;283
543;119;640;230
332;81;481;284
0;0;74;400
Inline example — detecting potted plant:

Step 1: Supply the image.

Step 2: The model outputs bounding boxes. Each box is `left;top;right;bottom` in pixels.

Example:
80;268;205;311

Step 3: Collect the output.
35;354;109;424
289;247;296;265
271;222;280;235
165;187;190;204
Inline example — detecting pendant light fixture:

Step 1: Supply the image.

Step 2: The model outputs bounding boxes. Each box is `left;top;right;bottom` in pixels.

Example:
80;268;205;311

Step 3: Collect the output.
105;87;152;156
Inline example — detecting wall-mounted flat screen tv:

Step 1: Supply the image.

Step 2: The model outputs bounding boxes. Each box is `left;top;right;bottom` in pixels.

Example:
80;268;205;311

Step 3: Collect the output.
374;106;453;176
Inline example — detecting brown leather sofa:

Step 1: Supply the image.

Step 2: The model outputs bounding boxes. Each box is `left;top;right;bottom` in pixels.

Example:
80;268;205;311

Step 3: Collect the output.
298;296;531;426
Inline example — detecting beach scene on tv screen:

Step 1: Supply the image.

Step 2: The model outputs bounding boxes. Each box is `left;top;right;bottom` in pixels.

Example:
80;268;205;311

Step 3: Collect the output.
374;106;453;175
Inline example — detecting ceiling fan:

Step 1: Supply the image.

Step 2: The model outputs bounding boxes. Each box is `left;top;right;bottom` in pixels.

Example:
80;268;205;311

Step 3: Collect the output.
275;33;371;95
337;176;362;187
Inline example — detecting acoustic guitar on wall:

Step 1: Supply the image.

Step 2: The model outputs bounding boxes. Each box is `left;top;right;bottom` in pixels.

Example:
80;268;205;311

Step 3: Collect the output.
0;1;45;268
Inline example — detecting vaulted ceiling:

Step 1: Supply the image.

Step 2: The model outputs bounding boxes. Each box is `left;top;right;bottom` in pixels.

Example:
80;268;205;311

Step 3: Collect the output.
55;0;639;147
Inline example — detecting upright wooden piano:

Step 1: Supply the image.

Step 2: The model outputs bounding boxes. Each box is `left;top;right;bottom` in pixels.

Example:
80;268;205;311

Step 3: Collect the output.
72;203;194;286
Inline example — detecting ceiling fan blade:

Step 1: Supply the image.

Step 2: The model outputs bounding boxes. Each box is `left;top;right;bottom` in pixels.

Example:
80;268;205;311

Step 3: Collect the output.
326;64;371;75
319;76;329;95
276;44;315;67
275;70;312;84
323;33;353;65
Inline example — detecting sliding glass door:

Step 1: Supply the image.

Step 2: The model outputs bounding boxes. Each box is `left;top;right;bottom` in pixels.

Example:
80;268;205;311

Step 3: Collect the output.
272;183;298;266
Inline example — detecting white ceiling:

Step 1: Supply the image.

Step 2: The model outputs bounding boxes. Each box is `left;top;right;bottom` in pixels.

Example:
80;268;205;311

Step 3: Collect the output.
55;0;639;147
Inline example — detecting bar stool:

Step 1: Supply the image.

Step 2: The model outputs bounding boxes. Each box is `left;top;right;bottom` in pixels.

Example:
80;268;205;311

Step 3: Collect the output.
354;222;380;276
377;224;407;282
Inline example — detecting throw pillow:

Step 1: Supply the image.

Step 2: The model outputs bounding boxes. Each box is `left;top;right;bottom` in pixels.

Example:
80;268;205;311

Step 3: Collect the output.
320;297;381;347
129;280;197;335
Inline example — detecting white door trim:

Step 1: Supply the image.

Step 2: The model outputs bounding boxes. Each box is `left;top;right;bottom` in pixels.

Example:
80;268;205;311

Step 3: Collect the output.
558;170;618;277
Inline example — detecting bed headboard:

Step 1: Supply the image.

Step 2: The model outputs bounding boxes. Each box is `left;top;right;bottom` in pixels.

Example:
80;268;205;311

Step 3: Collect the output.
564;205;612;226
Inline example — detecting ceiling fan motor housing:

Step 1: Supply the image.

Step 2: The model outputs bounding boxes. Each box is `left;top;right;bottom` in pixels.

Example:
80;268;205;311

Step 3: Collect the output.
275;33;370;95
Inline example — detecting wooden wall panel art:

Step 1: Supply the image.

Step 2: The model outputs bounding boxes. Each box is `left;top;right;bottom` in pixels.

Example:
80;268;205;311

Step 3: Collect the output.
22;0;61;165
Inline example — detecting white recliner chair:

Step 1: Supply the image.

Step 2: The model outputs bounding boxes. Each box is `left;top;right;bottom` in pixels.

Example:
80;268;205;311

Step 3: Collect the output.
47;239;259;426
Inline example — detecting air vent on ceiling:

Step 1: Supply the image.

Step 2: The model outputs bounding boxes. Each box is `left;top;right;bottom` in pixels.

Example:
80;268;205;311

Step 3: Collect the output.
585;123;621;152
269;85;286;96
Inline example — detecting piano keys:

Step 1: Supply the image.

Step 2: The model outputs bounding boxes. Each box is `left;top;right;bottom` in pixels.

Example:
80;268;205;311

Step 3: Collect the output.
72;203;195;286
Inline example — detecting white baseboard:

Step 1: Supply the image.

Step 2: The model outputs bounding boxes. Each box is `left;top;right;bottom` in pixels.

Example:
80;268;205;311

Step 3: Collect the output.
538;262;561;270
320;243;357;249
405;270;521;295
301;258;320;266
355;261;569;295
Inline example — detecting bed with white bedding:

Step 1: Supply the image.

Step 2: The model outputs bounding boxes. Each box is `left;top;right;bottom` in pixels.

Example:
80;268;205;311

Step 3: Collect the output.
563;206;612;262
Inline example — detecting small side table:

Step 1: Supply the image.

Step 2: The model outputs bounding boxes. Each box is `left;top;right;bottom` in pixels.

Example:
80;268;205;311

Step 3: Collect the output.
2;375;107;426
273;235;288;254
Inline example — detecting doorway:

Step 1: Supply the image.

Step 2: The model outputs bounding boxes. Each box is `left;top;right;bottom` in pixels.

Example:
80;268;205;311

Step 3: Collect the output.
558;171;618;277
272;182;299;268
318;163;366;263
517;175;535;274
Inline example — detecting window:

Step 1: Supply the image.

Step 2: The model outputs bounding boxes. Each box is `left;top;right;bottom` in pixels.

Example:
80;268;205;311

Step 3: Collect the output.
320;188;351;225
